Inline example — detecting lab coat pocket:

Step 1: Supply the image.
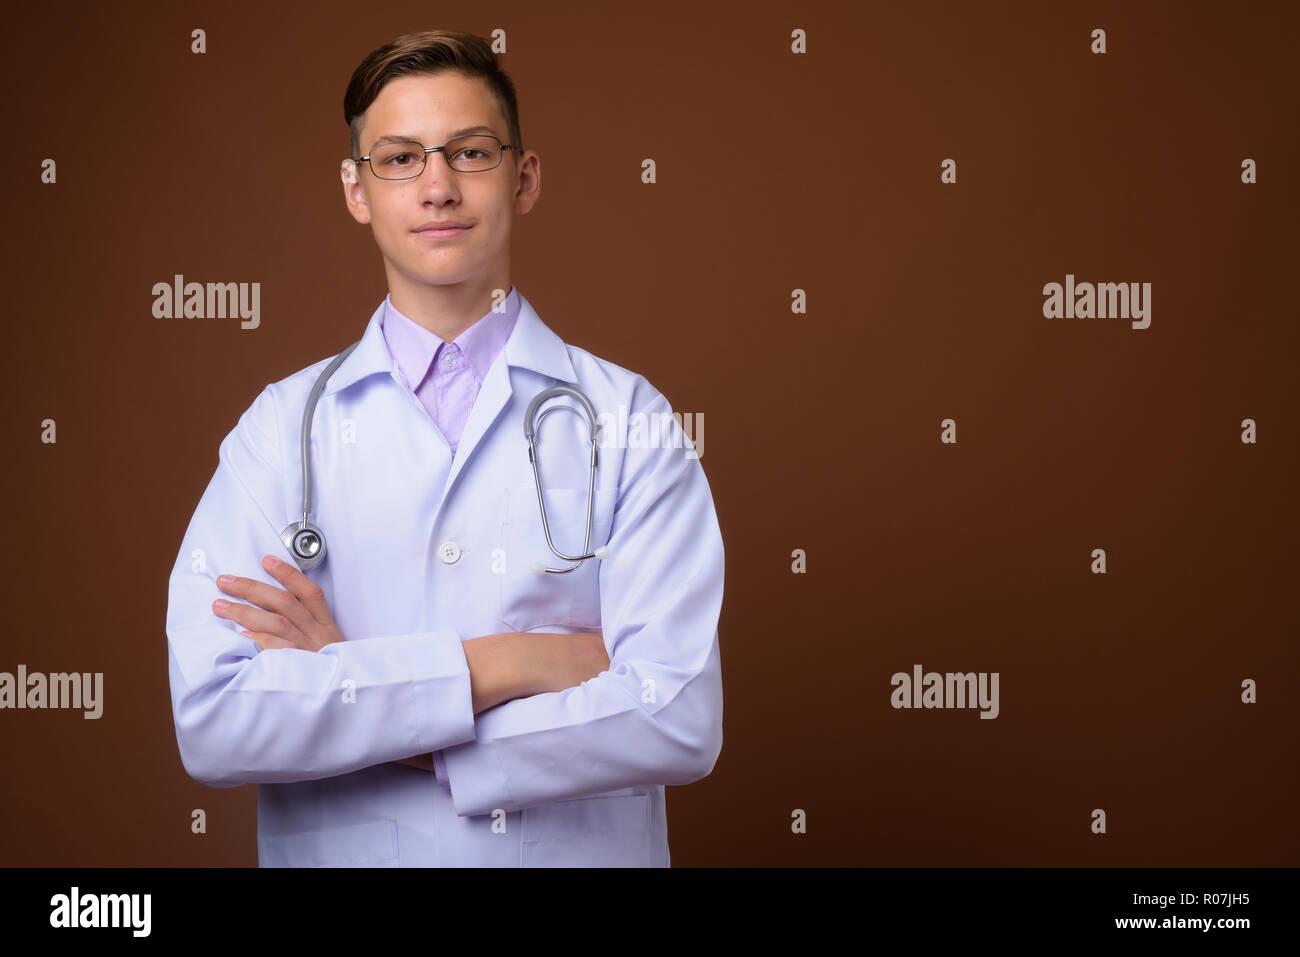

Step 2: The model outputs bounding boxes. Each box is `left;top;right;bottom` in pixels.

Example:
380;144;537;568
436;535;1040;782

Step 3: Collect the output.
498;485;617;632
258;818;399;868
521;792;652;867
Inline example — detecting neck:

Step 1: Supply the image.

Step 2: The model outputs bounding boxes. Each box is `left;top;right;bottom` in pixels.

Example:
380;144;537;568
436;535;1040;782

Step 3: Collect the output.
387;274;512;342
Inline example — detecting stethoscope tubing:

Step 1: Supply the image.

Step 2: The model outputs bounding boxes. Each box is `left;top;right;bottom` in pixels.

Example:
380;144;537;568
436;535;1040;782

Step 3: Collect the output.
526;387;603;573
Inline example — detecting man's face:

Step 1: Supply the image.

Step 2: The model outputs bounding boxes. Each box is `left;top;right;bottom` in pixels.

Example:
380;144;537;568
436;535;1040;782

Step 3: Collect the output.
342;71;537;296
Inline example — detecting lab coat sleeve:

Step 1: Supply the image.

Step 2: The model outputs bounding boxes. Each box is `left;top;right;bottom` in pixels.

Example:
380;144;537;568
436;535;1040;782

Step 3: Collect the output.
440;383;724;815
165;385;477;787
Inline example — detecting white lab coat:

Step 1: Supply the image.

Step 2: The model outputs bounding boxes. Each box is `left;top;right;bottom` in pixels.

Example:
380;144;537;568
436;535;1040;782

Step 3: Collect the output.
165;292;724;867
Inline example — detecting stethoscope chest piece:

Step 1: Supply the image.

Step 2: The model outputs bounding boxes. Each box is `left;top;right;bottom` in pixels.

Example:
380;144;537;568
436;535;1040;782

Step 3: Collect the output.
280;520;327;571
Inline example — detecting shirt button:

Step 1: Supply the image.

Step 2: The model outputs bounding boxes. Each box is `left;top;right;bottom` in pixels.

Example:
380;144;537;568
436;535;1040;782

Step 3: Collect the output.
444;353;459;367
438;541;462;564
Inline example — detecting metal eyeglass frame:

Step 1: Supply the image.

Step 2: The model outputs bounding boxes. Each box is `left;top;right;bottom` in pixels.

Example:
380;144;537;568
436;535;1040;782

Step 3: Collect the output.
353;134;520;179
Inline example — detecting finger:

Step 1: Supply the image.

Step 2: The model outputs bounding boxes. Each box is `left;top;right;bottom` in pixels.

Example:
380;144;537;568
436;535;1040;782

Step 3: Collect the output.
260;555;334;627
212;597;296;640
241;629;296;652
215;572;315;635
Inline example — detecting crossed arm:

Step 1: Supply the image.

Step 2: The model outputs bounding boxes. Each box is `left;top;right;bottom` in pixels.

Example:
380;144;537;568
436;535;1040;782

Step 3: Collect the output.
209;553;610;771
172;382;721;801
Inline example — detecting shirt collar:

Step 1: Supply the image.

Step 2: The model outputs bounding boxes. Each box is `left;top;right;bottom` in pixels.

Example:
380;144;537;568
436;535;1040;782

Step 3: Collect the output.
381;286;521;391
320;287;576;397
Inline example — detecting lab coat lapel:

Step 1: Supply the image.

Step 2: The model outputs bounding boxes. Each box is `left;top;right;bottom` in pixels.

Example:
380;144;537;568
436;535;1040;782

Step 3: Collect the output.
443;353;512;496
441;293;578;501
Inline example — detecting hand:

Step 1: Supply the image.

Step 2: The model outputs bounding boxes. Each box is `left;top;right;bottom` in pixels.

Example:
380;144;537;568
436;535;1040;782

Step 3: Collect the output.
212;555;346;652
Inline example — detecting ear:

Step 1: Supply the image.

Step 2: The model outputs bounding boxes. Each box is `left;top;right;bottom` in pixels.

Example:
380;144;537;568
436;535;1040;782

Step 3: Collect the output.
340;159;370;224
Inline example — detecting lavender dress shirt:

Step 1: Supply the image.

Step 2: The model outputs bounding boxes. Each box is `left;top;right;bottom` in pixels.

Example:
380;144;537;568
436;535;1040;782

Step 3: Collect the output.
379;285;521;788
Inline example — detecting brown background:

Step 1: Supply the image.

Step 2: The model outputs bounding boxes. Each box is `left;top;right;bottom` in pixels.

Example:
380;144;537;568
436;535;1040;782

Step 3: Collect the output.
2;0;1296;865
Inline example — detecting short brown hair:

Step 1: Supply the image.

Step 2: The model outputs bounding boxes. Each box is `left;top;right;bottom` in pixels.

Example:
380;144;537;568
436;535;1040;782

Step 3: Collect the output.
343;31;523;162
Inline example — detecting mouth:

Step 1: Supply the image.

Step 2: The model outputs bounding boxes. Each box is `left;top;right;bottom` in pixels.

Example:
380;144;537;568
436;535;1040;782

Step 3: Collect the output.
413;224;471;240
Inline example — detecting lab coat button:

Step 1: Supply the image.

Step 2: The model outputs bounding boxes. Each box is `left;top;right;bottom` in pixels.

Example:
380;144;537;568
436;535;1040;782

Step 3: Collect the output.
438;541;462;564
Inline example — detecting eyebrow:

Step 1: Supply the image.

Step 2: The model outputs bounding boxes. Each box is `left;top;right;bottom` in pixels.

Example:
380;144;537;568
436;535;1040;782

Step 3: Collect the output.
368;126;500;150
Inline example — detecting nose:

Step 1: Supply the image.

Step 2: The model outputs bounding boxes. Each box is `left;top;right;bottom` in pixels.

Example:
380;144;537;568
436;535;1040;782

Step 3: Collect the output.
414;152;461;199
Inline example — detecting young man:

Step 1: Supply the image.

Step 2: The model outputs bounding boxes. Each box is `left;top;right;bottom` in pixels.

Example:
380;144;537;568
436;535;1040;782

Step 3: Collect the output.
164;30;724;866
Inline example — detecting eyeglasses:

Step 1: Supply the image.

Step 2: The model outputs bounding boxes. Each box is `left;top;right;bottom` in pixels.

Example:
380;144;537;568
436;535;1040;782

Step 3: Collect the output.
354;134;518;180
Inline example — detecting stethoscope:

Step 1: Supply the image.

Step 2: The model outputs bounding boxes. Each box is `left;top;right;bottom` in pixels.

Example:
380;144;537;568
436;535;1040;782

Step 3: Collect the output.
280;339;611;576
